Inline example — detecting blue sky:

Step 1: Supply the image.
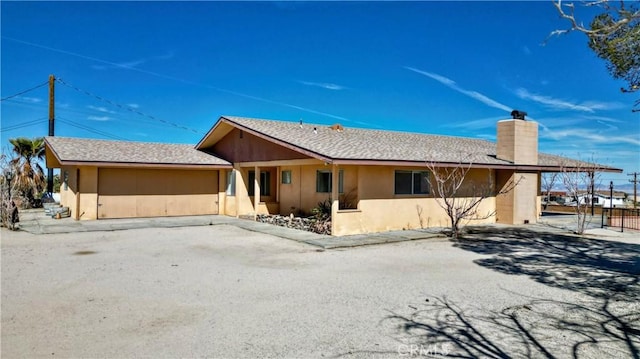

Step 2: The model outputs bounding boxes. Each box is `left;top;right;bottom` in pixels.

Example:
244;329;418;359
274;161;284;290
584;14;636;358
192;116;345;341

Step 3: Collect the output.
2;1;639;188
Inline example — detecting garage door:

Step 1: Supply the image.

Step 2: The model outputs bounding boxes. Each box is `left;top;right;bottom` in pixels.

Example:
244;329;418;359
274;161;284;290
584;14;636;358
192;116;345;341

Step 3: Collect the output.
97;168;218;219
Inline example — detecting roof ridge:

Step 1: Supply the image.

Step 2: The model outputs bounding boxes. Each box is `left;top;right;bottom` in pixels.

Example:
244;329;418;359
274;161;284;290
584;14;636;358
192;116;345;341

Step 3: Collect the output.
46;136;195;147
222;115;497;144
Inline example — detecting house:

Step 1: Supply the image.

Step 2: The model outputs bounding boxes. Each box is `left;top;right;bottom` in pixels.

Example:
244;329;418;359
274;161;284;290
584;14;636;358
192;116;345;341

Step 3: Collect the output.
576;191;626;208
45;115;622;235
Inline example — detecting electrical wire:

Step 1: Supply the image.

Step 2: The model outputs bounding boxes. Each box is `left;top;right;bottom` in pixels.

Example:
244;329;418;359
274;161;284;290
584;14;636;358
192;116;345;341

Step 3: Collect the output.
0;118;49;132
56;78;202;134
57;116;130;141
0;81;49;102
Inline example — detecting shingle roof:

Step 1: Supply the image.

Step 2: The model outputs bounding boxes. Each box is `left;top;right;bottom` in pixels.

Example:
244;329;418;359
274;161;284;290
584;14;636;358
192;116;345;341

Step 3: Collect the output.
218;116;611;169
45;136;230;167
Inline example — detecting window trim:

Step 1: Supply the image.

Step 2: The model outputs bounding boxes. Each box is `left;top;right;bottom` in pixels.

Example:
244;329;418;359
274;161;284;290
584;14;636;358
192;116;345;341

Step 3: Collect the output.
316;170;344;193
394;170;430;195
281;170;292;184
248;170;271;196
225;170;236;196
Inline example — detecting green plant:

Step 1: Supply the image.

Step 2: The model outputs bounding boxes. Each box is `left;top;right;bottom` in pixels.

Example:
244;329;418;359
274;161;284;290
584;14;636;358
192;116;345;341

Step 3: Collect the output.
311;198;332;219
339;187;358;210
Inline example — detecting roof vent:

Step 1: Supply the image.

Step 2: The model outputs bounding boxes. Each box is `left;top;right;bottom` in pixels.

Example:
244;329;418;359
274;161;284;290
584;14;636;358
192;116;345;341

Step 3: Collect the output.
511;110;527;120
329;123;344;132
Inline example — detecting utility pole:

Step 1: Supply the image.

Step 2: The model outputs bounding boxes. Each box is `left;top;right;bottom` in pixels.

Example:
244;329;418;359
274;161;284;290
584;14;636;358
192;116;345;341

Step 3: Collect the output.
47;74;55;194
629;172;639;208
590;171;595;216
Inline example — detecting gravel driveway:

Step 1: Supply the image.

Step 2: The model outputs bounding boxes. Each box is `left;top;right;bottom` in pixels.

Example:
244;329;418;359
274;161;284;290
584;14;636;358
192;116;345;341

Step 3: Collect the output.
2;224;638;358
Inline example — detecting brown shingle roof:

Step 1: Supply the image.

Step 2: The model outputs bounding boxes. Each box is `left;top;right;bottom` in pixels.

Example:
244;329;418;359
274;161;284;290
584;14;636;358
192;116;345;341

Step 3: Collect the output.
217;116;617;170
45;136;230;167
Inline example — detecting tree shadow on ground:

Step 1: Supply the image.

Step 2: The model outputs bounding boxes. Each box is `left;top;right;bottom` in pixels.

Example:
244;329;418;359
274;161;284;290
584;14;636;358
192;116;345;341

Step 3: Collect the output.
382;227;640;358
456;227;640;300
385;295;639;359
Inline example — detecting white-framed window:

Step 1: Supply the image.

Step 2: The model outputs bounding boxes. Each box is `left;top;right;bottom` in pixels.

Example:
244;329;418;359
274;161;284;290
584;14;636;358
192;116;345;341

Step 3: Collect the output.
394;170;430;195
226;170;236;196
316;170;344;193
281;170;292;184
248;171;271;196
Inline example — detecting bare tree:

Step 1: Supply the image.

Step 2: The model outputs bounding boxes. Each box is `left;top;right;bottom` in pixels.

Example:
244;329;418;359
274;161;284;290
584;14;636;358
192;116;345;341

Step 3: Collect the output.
550;0;640;110
560;159;601;234
541;172;560;210
425;161;520;239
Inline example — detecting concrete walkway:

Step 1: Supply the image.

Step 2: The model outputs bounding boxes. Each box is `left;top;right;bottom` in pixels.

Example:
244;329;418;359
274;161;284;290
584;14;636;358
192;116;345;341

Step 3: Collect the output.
14;209;636;249
14;209;444;249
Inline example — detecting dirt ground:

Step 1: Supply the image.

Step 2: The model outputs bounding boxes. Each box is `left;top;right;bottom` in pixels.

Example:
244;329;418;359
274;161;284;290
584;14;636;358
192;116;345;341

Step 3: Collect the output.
2;224;639;358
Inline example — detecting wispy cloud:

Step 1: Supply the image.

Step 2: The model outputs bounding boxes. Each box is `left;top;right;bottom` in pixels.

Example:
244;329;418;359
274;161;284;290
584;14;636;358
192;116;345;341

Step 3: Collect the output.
515;88;622;112
448;116;507;130
3;37;360;126
405;67;512;112
127;103;140;109
87;115;111;121
298;80;346;90
91;52;172;71
542;127;640;146
18;96;42;103
522;46;532;55
87;105;116;114
92;58;146;70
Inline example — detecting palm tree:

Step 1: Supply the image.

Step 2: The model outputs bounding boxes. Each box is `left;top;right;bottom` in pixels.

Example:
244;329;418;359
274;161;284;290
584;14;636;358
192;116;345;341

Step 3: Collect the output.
9;137;45;207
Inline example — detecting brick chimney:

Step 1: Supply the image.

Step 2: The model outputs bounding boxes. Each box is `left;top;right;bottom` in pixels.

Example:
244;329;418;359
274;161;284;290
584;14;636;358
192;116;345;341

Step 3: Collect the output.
496;110;538;165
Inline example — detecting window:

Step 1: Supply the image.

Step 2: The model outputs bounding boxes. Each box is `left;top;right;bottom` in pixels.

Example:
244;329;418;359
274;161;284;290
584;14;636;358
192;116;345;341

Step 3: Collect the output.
316;170;343;193
225;170;236;196
248;171;271;196
281;170;292;184
394;170;430;195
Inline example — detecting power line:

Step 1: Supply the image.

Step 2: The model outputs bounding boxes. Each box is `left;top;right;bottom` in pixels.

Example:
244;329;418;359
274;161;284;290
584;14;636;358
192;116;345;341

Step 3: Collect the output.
57;117;129;141
55;78;202;134
0;118;49;132
0;81;49;102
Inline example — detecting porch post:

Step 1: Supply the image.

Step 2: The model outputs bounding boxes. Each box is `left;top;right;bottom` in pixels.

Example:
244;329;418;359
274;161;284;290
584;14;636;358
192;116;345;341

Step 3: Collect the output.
234;166;240;218
254;165;260;219
331;164;339;235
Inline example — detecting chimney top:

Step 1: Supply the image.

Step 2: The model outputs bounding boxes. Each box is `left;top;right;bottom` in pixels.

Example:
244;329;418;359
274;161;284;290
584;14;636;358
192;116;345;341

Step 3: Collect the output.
510;110;527;120
511;110;527;121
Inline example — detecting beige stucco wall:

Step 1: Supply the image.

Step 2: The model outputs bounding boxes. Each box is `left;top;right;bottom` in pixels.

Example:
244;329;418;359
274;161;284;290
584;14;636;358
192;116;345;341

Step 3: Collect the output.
235;163;499;235
230;161;541;235
496;170;539;224
330;166;497;235
276;164;358;216
59;166;79;219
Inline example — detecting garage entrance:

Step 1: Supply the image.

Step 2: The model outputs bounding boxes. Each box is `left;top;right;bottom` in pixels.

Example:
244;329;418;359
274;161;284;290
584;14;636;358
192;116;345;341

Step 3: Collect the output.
97;168;219;219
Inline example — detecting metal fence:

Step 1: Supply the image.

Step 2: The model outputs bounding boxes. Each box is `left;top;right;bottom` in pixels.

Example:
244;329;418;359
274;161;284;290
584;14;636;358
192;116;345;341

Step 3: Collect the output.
602;208;640;232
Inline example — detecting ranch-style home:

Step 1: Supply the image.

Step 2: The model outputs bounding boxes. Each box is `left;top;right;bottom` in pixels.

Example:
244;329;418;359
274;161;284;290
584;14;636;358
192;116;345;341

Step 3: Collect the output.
44;115;622;236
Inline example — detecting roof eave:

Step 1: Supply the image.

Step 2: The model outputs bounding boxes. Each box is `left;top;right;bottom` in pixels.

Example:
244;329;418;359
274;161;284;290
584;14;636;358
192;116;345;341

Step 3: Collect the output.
330;159;623;172
52;160;232;170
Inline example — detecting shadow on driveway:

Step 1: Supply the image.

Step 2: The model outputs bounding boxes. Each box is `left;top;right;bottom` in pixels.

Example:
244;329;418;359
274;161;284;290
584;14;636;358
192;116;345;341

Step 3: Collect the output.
382;227;640;358
458;227;640;300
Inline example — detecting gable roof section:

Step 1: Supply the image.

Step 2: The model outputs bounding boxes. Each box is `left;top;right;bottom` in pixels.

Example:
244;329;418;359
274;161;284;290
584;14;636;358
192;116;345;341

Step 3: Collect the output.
45;136;231;169
197;116;621;172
